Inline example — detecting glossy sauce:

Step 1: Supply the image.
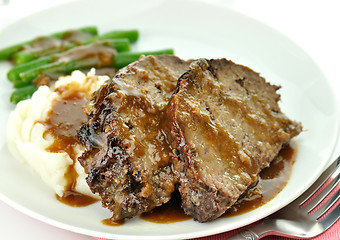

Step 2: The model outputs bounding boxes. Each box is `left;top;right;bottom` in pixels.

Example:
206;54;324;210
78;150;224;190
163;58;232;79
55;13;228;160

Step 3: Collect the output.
23;37;66;55
101;218;125;227
33;44;116;87
63;31;94;44
222;141;297;217
42;83;99;207
140;191;191;223
39;67;297;220
56;187;98;207
21;31;93;51
57;43;115;65
22;31;94;54
88;67;116;78
140;142;297;223
34;67;116;87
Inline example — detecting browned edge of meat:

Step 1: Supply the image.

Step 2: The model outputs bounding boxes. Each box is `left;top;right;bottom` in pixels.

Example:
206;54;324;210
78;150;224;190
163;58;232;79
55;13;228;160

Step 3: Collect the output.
77;55;191;221
165;58;302;222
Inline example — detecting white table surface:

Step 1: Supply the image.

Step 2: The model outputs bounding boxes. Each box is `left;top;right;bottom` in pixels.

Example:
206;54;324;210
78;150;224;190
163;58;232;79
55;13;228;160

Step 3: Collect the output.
0;0;339;239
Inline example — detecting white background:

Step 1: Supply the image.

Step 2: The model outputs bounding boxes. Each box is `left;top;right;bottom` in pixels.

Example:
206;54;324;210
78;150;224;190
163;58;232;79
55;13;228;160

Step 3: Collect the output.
0;0;339;239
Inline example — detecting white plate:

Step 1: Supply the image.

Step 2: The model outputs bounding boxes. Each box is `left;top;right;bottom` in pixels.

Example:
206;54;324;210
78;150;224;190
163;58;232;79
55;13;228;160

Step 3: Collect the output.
0;0;339;239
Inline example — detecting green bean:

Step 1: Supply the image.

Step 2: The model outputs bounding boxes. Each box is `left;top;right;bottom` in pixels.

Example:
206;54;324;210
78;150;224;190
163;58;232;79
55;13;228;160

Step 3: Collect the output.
13;34;132;65
13;51;40;65
8;57;53;82
0;26;98;60
19;62;65;84
113;48;174;68
19;48;175;84
8;39;130;83
0;43;30;61
91;29;138;43
10;85;38;104
49;26;98;38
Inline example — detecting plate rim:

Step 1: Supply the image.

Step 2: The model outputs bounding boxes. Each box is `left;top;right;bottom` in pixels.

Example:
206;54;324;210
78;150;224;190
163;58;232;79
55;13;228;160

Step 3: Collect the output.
0;0;339;239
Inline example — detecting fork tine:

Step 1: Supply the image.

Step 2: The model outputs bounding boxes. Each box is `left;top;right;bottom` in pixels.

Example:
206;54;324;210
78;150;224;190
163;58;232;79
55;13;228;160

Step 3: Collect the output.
228;157;340;240
319;202;340;230
294;157;340;206
304;171;340;213
311;186;340;219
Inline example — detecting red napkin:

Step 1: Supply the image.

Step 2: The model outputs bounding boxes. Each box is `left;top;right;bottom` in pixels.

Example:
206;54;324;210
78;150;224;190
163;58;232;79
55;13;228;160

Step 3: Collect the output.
94;221;339;240
94;178;339;240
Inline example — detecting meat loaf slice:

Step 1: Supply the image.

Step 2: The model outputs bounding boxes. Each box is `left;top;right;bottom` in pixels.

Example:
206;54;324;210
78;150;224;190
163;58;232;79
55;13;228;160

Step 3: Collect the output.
78;55;191;221
166;59;302;222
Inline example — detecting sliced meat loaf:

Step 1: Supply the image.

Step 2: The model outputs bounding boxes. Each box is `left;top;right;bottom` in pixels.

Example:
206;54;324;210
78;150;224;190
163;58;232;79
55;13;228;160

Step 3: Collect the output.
78;55;191;221
166;58;302;222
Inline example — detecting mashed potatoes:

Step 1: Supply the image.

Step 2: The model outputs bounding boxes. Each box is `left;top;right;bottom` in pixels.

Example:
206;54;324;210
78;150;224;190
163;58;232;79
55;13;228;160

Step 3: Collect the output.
7;70;109;197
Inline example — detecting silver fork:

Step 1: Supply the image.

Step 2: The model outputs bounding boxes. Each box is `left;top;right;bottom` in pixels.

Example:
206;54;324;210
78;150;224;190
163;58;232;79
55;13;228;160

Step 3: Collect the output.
228;156;340;239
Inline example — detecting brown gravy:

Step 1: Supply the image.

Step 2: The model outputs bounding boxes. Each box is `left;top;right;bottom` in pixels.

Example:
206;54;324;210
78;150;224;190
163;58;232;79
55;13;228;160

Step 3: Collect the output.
141;142;297;223
22;31;94;54
42;83;99;207
34;67;116;87
56;189;98;207
31;41;116;88
41;80;297;220
102;218;125;227
140;191;191;223
222;141;297;217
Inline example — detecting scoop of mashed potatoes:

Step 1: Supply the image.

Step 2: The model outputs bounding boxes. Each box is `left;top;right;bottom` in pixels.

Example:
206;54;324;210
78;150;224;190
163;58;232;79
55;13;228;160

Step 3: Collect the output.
7;70;109;197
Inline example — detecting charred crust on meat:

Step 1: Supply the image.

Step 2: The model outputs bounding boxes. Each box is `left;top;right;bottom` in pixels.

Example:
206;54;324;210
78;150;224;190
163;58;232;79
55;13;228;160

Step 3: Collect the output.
235;77;245;87
77;55;191;221
124;121;134;130
174;71;192;94
77;55;302;223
